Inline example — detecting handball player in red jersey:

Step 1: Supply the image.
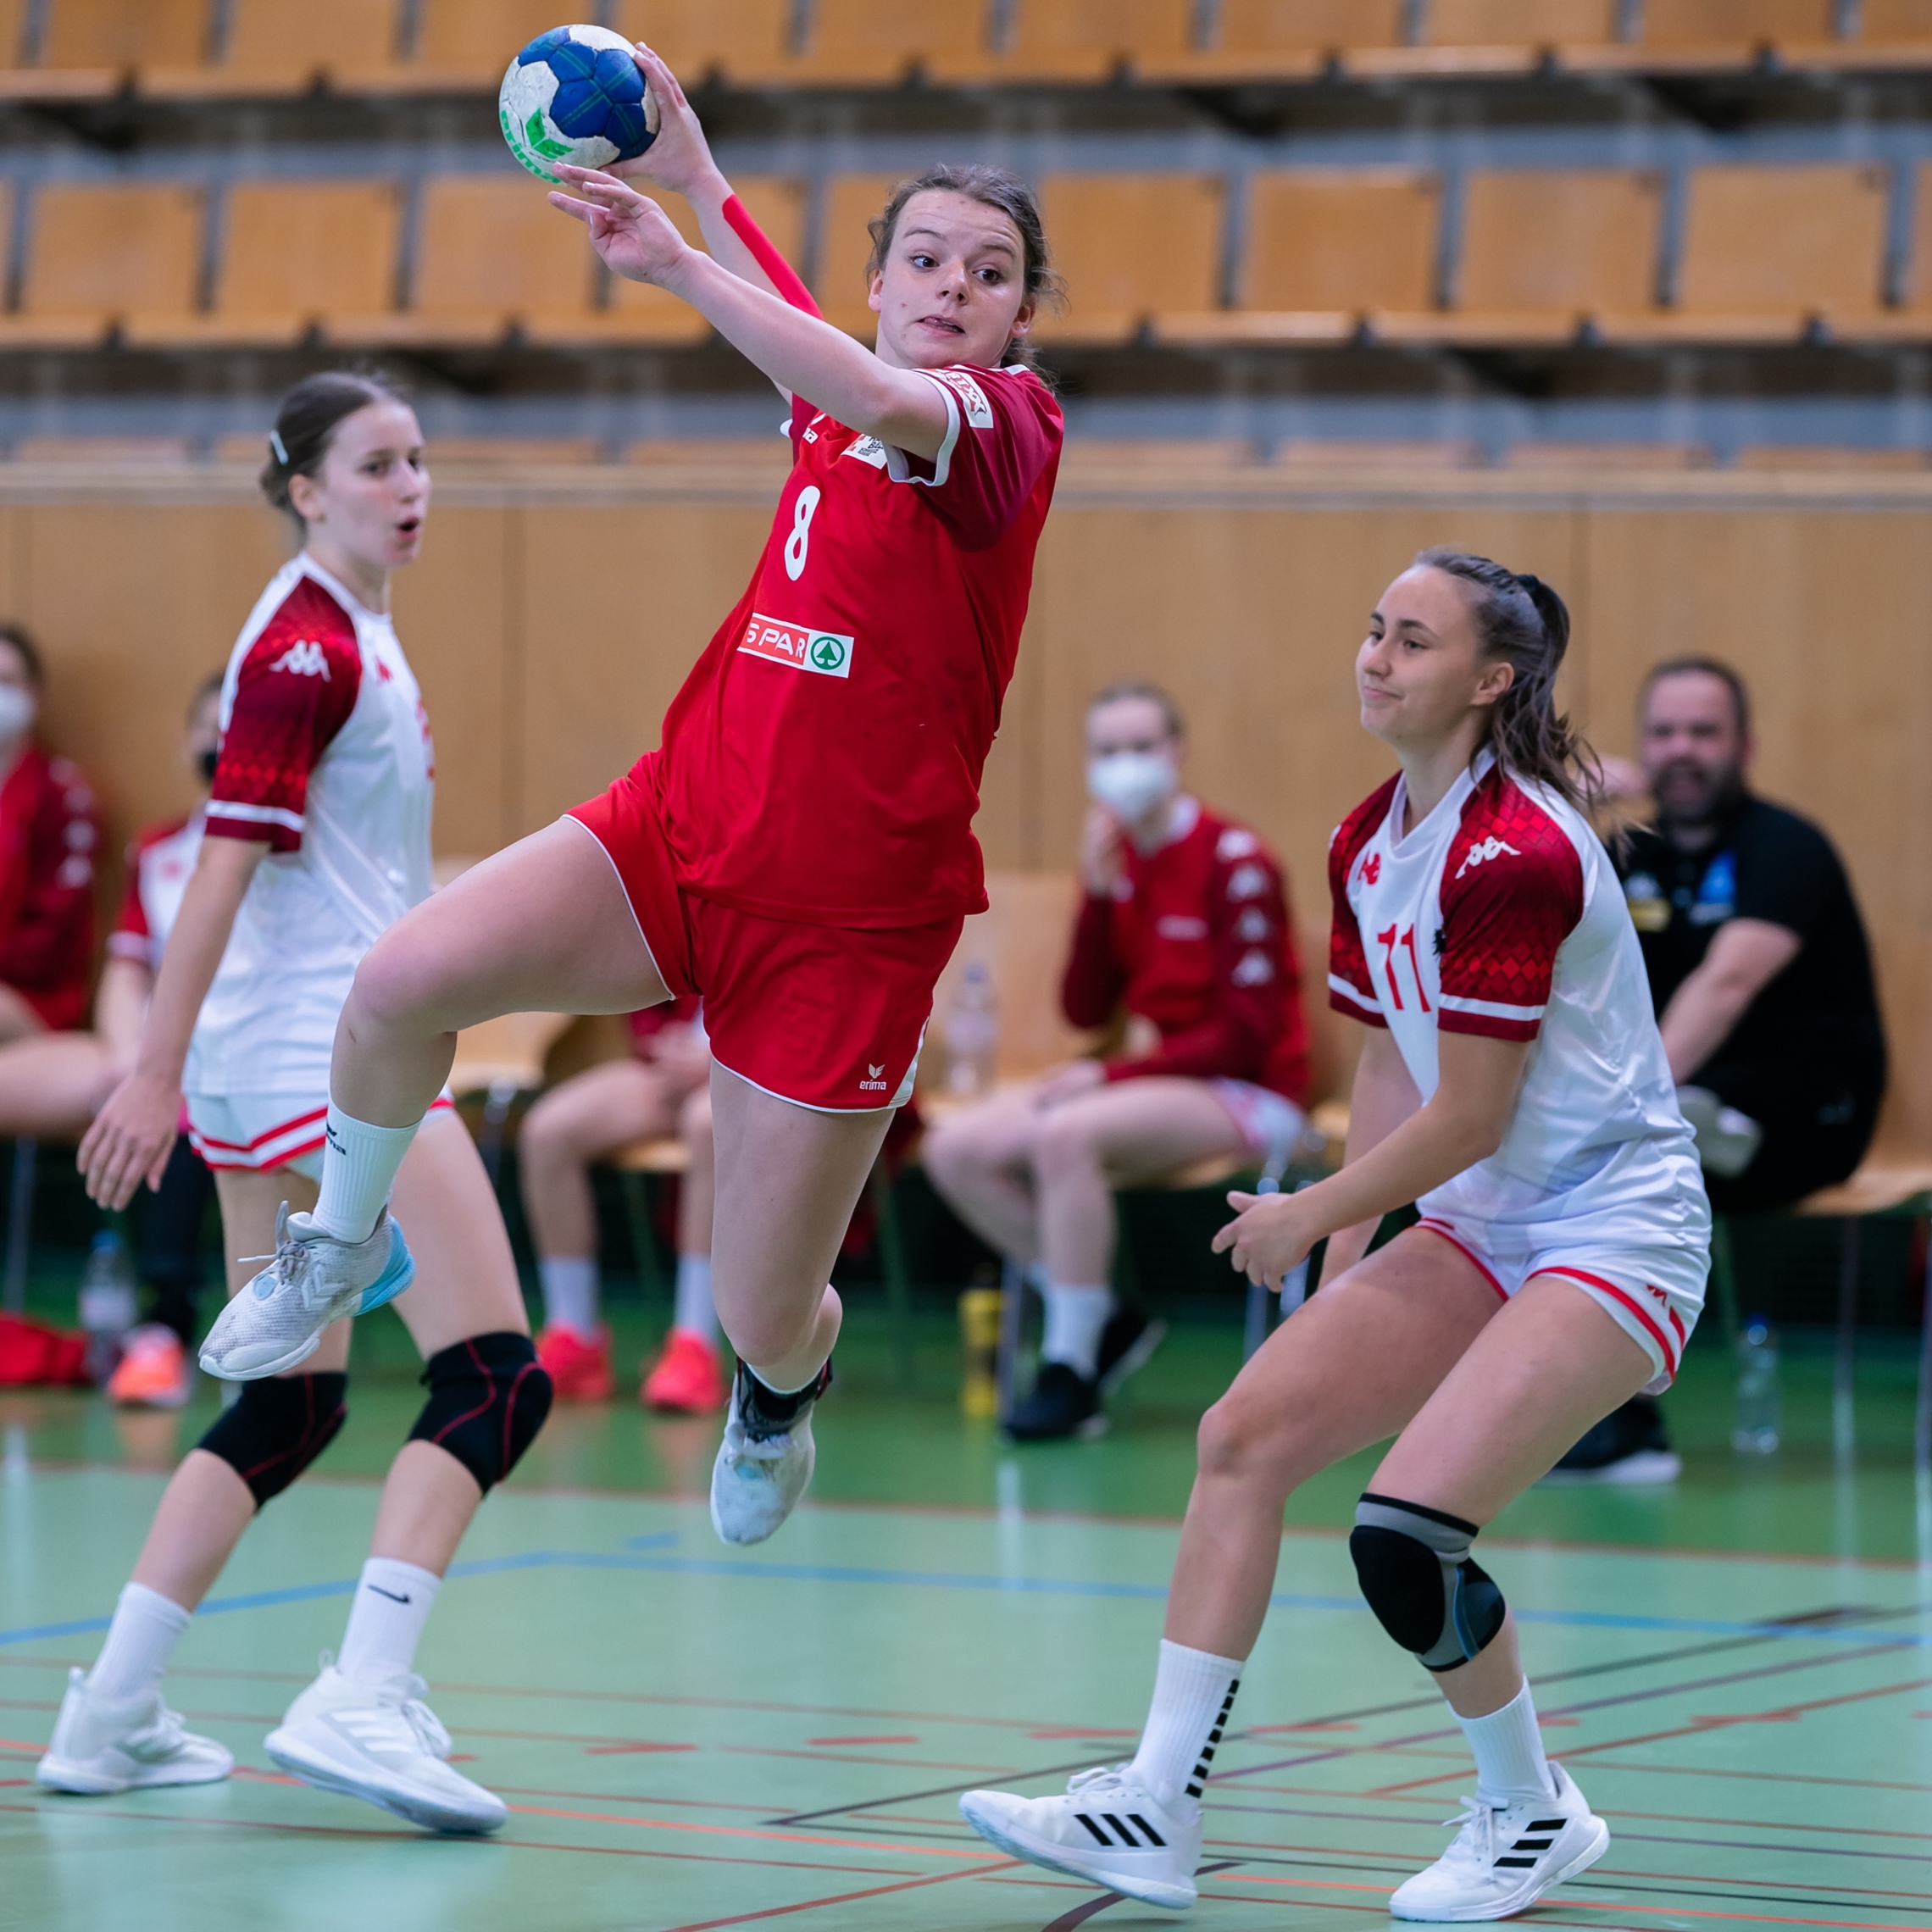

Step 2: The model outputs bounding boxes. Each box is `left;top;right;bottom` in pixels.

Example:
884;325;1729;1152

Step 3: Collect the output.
199;44;1065;1546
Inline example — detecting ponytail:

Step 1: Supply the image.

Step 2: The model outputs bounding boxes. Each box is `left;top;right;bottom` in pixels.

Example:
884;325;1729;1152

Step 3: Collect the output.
1414;547;1601;811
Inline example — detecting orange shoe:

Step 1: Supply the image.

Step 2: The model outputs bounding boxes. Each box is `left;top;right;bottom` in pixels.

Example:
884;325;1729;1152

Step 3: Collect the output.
106;1324;191;1409
536;1324;616;1402
641;1330;729;1414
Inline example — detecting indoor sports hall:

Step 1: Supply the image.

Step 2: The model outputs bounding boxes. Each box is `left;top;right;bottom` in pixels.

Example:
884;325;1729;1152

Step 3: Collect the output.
4;4;1932;1930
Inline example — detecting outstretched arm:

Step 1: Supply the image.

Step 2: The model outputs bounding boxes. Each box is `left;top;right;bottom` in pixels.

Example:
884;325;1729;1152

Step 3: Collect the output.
551;168;952;460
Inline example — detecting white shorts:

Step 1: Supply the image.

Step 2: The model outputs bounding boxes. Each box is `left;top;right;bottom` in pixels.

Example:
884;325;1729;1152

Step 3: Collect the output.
1416;1214;1706;1395
1209;1080;1307;1164
186;1091;454;1182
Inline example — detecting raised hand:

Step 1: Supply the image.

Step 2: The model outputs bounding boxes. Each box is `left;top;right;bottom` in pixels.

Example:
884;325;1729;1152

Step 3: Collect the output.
548;166;694;286
610;43;716;199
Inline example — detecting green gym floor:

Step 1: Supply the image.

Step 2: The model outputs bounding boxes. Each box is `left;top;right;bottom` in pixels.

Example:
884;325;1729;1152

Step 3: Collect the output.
5;1296;1932;1931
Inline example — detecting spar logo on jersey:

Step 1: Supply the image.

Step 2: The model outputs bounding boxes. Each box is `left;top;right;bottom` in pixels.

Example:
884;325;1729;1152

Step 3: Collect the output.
1357;852;1381;886
271;640;332;680
1455;835;1522;880
934;368;995;429
843;434;889;469
739;613;855;680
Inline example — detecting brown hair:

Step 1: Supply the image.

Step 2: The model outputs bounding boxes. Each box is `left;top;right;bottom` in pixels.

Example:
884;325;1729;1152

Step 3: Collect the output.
1088;680;1185;740
1414;548;1600;809
0;621;44;689
1641;655;1751;736
865;164;1063;368
259;369;411;524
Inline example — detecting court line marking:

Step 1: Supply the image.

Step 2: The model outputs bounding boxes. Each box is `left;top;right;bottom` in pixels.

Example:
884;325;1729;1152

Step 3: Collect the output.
651;1855;1024;1930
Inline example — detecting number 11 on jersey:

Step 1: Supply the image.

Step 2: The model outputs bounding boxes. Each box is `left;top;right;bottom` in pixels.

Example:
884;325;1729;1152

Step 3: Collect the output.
1376;924;1431;1012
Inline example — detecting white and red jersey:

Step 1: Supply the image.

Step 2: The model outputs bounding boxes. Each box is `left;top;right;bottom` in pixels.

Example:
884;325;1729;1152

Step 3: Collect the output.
652;359;1063;929
108;810;204;972
187;554;434;1100
1328;750;1706;1250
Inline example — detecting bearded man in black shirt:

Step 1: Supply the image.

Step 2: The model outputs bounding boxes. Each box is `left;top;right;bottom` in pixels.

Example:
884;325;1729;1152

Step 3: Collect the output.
1552;658;1886;1483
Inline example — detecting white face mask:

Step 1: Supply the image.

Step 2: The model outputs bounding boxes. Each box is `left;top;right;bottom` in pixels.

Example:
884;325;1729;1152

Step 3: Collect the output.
1087;749;1177;823
0;684;36;745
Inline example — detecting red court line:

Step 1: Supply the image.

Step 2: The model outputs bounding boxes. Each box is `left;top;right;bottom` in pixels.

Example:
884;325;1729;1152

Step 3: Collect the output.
1585;1760;1932;1796
655;1856;1024;1930
502;1800;1004;1862
713;1743;1012;1774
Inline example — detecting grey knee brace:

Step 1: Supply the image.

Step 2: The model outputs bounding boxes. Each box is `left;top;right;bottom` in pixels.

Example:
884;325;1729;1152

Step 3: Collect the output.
1349;1492;1505;1672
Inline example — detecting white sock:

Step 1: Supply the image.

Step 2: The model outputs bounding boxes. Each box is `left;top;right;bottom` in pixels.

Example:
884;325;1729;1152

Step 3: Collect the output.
87;1582;191;1702
540;1256;600;1337
673;1253;719;1342
312;1104;419;1245
336;1558;441;1685
1128;1638;1244;1810
1040;1281;1113;1380
1455;1680;1556;1806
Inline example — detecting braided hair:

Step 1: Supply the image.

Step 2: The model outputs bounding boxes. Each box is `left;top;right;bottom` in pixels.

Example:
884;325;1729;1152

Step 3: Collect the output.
1414;547;1602;811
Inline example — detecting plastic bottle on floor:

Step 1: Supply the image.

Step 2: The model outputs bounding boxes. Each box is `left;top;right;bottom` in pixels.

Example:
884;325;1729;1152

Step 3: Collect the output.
1732;1315;1780;1456
77;1230;140;1385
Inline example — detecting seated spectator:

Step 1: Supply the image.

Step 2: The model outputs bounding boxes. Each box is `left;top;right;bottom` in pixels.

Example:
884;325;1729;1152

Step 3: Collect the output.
924;682;1310;1442
523;1000;722;1412
0;675;221;1407
1553;657;1885;1483
0;624;98;1041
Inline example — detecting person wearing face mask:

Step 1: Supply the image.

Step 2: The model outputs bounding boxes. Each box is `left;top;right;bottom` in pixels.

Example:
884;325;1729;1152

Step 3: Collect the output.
0;675;223;1407
923;682;1310;1441
1548;658;1884;1485
0;623;99;1044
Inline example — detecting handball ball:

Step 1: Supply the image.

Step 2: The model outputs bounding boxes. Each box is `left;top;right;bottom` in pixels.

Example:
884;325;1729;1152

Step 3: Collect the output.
500;24;658;185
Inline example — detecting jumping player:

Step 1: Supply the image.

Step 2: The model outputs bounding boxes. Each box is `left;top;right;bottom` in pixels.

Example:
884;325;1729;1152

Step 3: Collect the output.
958;552;1709;1920
199;47;1063;1547
42;374;552;1834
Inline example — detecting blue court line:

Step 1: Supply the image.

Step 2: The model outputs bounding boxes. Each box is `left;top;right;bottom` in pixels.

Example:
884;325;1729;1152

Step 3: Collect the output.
3;1538;1927;1650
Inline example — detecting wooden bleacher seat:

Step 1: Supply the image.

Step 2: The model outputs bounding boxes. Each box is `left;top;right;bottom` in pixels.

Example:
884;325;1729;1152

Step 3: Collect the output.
128;180;401;347
1352;0;1620;75
608;175;804;341
1834;159;1932;342
1503;441;1713;471
622;438;794;484
1164;168;1437;347
1142;0;1402;82
1273;439;1485;473
0;181;202;349
613;0;793;89
786;0;990;84
1598;164;1890;346
427;438;607;468
393;0;585;90
1376;168;1663;347
951;0;1194;83
1057;438;1259;477
815;172;897;336
1566;0;1838;69
8;436;194;465
448;1011;575;1097
1037;174;1224;347
141;0;401;96
1856;0;1932;47
38;0;203;80
1735;445;1929;471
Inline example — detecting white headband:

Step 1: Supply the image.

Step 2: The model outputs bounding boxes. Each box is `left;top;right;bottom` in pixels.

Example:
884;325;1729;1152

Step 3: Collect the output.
269;428;288;464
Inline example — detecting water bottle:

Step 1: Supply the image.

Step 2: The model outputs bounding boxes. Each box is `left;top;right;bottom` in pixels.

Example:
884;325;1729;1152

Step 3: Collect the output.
78;1230;139;1385
942;959;1000;1098
1732;1315;1780;1456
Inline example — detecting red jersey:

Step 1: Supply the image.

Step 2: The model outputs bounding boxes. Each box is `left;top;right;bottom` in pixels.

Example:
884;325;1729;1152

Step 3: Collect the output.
108;812;203;973
0;743;97;1030
1061;801;1309;1103
652;355;1063;930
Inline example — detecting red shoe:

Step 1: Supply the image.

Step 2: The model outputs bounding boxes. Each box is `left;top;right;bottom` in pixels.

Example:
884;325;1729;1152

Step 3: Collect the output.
106;1324;191;1409
641;1330;729;1414
536;1324;616;1402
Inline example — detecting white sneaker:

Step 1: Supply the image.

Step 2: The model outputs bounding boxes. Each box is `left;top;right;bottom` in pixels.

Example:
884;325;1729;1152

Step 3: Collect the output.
958;1765;1200;1911
36;1667;233;1794
199;1205;414;1381
264;1661;505;1835
1391;1763;1608;1921
708;1363;821;1546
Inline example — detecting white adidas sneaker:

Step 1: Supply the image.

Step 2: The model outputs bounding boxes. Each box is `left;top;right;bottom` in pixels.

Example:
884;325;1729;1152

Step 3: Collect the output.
265;1661;505;1835
199;1205;414;1381
36;1667;233;1794
1391;1763;1609;1921
709;1363;821;1546
958;1765;1201;1911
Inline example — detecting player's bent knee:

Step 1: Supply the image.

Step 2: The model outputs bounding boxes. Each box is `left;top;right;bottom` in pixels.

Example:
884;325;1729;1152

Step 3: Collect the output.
198;1372;349;1507
408;1332;552;1493
1349;1491;1505;1671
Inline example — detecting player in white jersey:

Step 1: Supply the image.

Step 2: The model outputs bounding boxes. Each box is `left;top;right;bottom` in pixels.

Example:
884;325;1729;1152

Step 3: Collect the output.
40;374;552;1835
959;550;1710;1920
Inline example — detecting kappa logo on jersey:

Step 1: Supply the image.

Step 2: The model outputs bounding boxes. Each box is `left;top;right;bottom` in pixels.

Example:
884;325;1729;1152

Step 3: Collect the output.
270;640;333;680
1455;835;1522;880
843;434;889;469
1358;852;1381;886
934;368;995;429
739;613;856;680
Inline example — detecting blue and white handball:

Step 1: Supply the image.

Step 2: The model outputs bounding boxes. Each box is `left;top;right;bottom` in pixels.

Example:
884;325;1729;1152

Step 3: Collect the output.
499;24;659;186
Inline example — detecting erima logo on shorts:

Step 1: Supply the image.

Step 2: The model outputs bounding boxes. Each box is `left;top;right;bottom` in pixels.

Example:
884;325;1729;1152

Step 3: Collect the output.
859;1063;890;1092
739;613;854;680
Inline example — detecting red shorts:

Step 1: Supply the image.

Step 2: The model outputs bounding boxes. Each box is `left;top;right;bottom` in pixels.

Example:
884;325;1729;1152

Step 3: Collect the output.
569;763;963;1113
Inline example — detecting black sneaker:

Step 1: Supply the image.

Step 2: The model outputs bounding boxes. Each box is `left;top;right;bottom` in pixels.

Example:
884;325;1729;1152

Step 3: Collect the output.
1096;1307;1168;1399
1542;1395;1680;1485
1004;1361;1106;1441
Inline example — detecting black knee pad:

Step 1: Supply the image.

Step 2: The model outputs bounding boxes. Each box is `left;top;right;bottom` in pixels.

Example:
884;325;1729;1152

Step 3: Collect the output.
198;1373;348;1507
1349;1491;1505;1673
408;1332;552;1493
